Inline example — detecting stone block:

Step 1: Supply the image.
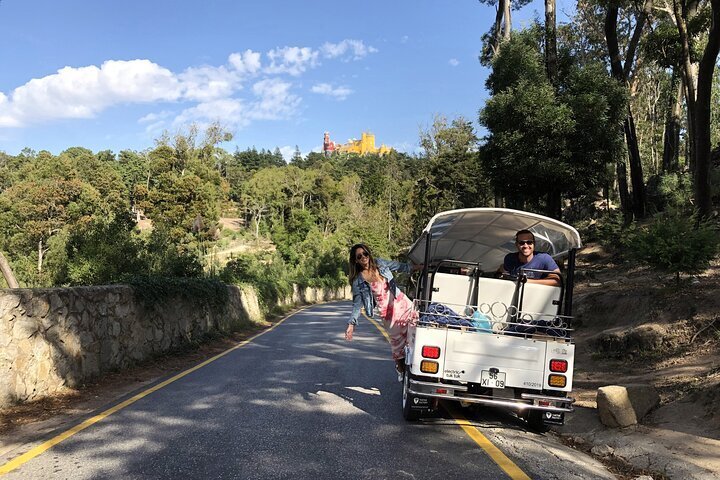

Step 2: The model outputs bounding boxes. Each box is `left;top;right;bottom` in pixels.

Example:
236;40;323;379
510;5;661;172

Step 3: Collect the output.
60;330;82;357
13;318;39;339
115;302;130;318
72;297;85;313
81;351;100;376
597;384;660;427
28;296;51;318
0;293;22;315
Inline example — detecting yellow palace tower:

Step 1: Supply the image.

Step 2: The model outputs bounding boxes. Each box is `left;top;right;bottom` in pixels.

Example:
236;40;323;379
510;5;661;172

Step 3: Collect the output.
323;131;392;156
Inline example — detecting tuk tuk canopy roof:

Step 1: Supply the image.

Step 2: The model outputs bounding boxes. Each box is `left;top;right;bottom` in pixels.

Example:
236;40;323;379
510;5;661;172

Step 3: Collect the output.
407;208;582;270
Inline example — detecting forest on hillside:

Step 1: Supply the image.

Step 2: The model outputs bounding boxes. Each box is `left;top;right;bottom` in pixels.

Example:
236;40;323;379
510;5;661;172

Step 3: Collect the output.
0;0;719;299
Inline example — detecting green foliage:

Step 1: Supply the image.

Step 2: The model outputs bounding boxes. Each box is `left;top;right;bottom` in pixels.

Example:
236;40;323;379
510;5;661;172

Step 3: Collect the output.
645;172;694;213
479;28;626;214
626;211;719;282
125;275;230;313
140;227;204;278
57;211;145;286
580;211;627;249
271;209;317;265
414;115;490;235
219;252;293;309
485;27;546;95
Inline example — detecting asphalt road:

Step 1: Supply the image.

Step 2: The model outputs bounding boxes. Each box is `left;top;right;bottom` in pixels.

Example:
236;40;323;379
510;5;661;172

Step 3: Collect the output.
0;302;614;479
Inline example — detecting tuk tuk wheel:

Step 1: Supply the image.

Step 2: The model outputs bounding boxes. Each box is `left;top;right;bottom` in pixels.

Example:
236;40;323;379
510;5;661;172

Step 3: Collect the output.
402;370;420;421
526;410;551;433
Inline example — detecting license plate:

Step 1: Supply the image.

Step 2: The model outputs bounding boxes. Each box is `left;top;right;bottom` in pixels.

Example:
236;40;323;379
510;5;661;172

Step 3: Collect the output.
481;370;506;389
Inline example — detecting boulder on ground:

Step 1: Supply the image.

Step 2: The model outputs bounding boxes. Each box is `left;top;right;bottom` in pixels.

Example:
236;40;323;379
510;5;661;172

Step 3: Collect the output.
597;384;660;427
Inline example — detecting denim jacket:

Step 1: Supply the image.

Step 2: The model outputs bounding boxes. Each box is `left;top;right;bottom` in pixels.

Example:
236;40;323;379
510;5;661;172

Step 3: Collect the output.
348;259;412;325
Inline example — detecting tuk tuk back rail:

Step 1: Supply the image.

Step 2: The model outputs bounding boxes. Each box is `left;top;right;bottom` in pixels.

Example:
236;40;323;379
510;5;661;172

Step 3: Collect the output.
413;298;574;341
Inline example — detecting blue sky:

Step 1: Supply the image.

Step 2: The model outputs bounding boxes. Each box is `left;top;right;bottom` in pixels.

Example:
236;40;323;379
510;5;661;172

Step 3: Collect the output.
0;0;565;160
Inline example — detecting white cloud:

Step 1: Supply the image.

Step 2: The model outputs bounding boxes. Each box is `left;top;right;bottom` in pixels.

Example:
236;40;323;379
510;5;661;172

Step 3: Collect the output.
250;78;301;120
174;98;248;130
0;60;181;127
228;50;262;75
143;120;168;134
449;58;460;67
311;83;353;100
0;40;376;130
265;46;319;76
321;39;378;61
178;65;241;102
279;145;295;162
138;110;173;124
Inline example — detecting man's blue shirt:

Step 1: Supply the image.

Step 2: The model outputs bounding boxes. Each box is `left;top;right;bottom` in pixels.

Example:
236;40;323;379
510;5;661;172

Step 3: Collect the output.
503;252;559;279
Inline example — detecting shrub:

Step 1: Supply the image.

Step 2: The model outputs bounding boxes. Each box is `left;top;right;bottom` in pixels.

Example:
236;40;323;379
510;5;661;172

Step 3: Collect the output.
645;172;693;214
625;210;719;283
220;252;293;310
580;211;627;251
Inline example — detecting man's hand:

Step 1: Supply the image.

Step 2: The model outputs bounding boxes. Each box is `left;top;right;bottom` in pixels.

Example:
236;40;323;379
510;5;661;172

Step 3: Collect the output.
345;324;354;341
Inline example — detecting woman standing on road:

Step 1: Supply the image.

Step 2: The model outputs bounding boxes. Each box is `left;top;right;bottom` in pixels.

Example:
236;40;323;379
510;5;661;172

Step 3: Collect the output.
345;243;422;377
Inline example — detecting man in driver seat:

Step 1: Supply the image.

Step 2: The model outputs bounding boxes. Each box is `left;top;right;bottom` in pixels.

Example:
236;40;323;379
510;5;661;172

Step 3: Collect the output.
498;229;561;286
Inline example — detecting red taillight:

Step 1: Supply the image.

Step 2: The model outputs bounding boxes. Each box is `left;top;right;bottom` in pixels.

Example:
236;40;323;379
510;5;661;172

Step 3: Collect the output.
550;359;568;373
422;346;441;359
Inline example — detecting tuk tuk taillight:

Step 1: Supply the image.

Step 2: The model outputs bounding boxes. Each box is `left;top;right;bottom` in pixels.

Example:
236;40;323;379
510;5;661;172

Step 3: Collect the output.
422;346;441;359
420;360;439;374
549;359;568;373
548;374;567;388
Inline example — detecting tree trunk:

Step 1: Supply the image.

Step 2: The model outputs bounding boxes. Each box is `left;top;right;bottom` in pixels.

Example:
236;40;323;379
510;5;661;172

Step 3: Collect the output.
617;159;633;222
494;190;504;208
503;0;512;40
674;0;698;174
37;239;44;275
546;190;562;219
491;0;505;55
0;251;19;289
694;0;720;217
662;70;683;172
605;2;646;219
545;0;558;85
624;0;654;80
625;113;646;218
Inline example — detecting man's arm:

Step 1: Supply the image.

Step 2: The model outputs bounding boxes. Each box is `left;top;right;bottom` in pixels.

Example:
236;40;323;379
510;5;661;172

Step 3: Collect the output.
527;268;561;286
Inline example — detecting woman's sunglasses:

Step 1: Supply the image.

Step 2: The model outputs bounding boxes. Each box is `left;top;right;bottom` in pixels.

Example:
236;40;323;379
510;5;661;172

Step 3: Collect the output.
355;251;369;260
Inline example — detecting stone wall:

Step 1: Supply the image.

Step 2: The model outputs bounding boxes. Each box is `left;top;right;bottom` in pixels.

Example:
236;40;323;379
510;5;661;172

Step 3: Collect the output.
0;283;351;407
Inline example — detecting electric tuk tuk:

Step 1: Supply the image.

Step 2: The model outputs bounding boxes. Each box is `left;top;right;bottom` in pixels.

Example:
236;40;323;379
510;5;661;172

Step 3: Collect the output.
402;208;582;430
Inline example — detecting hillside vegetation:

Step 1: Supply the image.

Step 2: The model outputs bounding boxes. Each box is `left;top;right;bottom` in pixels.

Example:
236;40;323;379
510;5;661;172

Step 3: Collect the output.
1;3;719;318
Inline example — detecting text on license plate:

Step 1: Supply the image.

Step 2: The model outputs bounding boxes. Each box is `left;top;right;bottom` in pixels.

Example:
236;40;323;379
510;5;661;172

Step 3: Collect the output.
481;370;506;388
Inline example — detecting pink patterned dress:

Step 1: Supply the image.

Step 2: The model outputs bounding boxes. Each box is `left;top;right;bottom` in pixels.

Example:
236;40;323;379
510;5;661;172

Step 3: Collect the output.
369;279;418;360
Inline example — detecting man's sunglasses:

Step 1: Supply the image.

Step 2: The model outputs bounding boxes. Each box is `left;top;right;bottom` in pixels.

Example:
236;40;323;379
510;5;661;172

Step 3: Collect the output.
355;251;369;260
517;240;534;245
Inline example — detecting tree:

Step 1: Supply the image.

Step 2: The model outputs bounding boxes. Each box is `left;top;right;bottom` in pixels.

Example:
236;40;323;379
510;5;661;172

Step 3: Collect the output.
241;167;286;239
480;29;626;218
415;115;489;229
690;0;720;216
479;0;533;62
0;251;19;288
604;0;653;220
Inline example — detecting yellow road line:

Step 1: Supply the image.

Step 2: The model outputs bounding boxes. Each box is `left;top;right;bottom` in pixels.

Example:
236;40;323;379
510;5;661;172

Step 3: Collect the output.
448;409;531;480
363;314;391;342
0;306;311;476
364;312;531;480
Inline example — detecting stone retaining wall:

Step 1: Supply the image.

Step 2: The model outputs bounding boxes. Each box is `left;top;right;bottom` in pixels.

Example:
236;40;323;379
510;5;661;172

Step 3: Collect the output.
0;283;351;407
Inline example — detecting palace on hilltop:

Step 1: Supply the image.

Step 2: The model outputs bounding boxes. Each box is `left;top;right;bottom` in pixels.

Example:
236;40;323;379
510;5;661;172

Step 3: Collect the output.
323;131;392;157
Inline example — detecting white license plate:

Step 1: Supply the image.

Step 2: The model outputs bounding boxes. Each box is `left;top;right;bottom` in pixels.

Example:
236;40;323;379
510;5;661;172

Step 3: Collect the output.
481;370;506;389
